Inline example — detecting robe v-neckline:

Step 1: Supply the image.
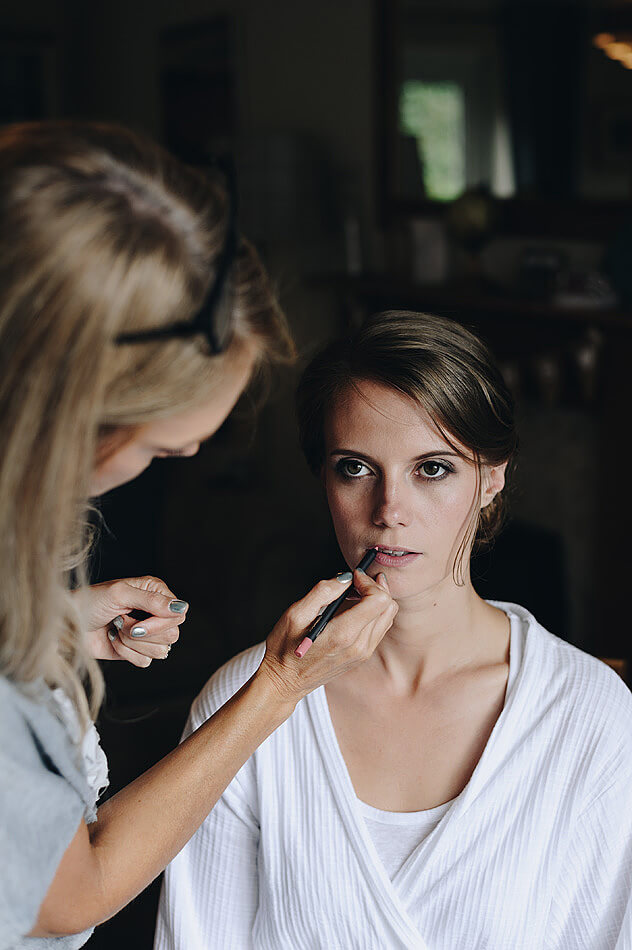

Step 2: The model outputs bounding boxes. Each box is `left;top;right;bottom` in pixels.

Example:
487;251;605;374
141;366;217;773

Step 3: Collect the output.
304;606;524;948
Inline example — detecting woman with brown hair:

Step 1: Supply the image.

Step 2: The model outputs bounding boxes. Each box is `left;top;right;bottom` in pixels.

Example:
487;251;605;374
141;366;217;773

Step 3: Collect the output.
0;122;398;949
157;311;632;949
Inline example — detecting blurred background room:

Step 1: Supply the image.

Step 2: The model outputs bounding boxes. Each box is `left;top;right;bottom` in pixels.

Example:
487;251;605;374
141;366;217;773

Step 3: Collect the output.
2;0;631;944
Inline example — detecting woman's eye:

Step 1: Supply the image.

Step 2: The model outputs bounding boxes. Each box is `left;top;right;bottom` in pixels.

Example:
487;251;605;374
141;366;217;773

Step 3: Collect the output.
418;460;450;479
337;459;370;478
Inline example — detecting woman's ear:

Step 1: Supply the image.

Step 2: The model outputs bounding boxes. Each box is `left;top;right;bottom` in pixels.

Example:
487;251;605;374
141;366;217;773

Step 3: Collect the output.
481;462;507;508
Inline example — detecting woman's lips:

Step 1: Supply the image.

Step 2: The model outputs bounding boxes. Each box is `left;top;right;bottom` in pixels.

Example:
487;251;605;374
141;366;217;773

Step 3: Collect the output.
372;546;421;568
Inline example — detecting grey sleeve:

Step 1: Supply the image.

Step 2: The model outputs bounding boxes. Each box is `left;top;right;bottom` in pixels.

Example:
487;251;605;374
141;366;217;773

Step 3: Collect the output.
0;702;86;948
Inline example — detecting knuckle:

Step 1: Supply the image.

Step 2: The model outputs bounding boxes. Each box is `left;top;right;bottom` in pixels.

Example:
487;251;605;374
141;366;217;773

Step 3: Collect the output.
167;628;180;644
112;580;129;600
315;578;333;596
141;575;161;586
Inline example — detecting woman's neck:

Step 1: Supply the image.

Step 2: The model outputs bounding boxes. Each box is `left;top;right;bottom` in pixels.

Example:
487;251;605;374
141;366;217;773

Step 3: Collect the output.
369;577;509;695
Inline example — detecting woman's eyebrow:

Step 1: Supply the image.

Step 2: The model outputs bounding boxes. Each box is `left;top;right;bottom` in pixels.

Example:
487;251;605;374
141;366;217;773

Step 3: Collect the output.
329;449;461;464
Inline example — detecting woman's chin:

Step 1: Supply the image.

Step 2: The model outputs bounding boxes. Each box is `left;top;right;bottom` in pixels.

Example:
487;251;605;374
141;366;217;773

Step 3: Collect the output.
374;567;450;602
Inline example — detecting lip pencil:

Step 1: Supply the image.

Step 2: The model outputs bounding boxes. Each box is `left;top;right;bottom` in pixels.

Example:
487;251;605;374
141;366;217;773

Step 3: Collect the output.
294;548;378;658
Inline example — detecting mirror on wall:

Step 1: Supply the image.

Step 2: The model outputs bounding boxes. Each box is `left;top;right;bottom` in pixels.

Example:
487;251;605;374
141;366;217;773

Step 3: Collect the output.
377;0;632;233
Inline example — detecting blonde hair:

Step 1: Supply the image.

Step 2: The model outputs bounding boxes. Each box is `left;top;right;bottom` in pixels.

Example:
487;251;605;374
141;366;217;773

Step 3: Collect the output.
296;311;518;584
0;121;294;726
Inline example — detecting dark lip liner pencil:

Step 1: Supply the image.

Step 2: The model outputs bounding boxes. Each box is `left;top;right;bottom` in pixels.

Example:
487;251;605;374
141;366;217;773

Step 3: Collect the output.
294;548;378;658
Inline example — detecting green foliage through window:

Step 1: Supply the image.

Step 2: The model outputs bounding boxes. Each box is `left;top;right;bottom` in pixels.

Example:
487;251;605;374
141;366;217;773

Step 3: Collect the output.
399;80;465;201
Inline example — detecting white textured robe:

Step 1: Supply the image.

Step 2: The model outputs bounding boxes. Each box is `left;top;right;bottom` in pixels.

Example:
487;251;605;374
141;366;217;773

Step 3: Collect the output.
154;603;632;949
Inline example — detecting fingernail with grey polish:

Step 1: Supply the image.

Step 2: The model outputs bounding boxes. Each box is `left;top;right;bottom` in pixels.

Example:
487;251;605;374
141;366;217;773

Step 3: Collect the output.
169;600;189;613
112;615;124;630
107;628;118;642
336;571;353;583
356;568;366;575
130;625;147;638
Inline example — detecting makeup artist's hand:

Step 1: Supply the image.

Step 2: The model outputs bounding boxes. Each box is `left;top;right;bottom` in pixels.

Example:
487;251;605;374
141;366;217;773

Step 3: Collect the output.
76;576;189;667
258;569;397;703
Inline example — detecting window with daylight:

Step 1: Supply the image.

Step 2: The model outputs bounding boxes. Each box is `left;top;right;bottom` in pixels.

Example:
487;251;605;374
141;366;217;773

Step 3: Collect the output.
399;79;466;202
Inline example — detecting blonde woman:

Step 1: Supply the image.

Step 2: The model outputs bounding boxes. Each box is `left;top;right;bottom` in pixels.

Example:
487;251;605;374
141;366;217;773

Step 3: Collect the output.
0;122;398;950
157;312;632;949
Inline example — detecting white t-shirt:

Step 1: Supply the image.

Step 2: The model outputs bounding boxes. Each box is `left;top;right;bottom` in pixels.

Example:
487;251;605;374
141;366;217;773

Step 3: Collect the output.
360;798;454;880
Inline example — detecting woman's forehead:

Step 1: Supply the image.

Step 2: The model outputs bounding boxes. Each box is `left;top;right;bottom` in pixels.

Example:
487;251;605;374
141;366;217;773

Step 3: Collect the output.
325;379;463;455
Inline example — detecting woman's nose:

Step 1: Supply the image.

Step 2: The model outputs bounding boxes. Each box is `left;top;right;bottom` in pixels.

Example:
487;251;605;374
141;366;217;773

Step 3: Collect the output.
371;482;411;528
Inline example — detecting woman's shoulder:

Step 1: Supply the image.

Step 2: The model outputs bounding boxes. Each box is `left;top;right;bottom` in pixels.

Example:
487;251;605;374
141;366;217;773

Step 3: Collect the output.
0;671;40;709
0;675;32;746
499;601;632;750
0;676;92;949
0;672;90;818
0;674;95;791
189;642;267;727
0;674;57;755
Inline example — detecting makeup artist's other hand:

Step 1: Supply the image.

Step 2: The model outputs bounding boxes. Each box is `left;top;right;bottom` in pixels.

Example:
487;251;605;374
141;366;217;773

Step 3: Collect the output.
76;576;189;667
259;569;397;704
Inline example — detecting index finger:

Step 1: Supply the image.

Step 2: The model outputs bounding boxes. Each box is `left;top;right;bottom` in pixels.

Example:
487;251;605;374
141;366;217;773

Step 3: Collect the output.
287;573;355;629
328;568;393;628
294;570;392;658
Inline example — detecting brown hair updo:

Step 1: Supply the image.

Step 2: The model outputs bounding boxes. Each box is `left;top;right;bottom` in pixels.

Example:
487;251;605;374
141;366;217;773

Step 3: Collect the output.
296;311;518;577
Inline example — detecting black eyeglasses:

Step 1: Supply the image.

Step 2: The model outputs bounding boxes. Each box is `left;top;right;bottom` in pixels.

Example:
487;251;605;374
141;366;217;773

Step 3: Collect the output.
115;158;238;355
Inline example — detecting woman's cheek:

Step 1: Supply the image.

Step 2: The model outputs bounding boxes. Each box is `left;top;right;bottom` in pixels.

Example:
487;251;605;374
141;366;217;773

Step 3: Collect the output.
326;487;358;539
111;445;153;487
328;495;353;531
426;482;479;549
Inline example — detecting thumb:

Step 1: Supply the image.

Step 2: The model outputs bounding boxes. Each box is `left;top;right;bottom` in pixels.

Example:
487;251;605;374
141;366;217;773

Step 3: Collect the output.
352;568;387;597
117;581;188;619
